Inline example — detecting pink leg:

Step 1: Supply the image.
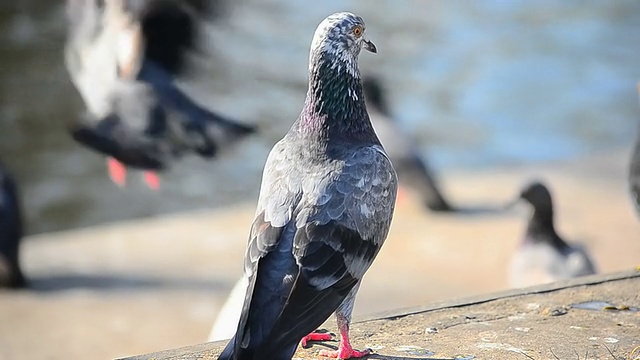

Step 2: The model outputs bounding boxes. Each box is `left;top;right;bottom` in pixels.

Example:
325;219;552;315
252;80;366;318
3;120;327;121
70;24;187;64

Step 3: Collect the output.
107;157;127;187
318;314;371;359
143;171;161;190
300;330;333;348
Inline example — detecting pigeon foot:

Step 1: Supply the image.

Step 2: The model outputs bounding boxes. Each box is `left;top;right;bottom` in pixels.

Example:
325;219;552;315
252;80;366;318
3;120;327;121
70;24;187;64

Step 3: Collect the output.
318;344;372;359
300;330;333;348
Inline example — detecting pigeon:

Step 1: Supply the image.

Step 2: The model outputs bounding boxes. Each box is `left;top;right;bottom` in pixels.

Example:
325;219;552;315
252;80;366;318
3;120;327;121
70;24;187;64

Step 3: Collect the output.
363;76;452;211
64;0;256;189
218;12;397;360
0;161;26;288
628;83;640;214
508;181;596;288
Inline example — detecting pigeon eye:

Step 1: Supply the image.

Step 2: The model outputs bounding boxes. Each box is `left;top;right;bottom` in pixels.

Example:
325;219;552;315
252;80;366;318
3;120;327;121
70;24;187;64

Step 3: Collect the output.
353;25;363;37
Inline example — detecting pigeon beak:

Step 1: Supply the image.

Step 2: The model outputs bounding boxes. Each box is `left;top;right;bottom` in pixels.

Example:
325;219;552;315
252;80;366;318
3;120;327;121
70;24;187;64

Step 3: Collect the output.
363;39;377;54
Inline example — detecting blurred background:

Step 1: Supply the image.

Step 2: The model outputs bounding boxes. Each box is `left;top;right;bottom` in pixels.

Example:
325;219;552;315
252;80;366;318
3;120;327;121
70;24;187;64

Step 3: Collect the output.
1;0;639;234
1;1;640;359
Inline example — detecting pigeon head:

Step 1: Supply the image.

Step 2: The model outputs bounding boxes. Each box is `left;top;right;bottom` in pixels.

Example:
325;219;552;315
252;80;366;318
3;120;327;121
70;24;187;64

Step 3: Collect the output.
309;12;376;76
300;12;379;142
519;181;553;212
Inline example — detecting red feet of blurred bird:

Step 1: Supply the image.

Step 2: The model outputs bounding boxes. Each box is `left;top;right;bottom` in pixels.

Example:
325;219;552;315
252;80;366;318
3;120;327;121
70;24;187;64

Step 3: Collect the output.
107;157;127;187
106;157;161;190
142;171;160;190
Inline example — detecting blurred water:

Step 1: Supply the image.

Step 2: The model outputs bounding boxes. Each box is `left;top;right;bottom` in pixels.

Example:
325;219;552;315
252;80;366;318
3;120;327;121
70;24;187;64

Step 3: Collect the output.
1;0;639;234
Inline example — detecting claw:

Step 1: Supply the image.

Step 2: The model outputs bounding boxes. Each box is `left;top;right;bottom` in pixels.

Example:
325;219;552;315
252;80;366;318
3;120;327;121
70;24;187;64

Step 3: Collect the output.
318;346;372;359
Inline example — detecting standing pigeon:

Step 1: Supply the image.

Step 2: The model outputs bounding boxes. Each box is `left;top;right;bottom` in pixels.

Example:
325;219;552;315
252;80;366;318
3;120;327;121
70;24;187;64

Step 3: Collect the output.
508;181;596;288
219;12;397;360
64;0;255;189
0;161;26;288
628;83;640;215
363;76;452;211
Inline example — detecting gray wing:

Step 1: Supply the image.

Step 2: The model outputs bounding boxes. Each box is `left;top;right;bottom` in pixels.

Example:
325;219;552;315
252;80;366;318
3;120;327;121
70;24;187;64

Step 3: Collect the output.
219;140;302;359
221;143;397;359
294;144;398;280
270;144;397;348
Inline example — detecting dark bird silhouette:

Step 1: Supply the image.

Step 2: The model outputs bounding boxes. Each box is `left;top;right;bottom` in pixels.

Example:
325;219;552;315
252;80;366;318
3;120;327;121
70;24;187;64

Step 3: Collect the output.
0;161;26;288
508;181;596;288
64;0;255;189
219;12;397;360
628;83;640;215
363;76;452;212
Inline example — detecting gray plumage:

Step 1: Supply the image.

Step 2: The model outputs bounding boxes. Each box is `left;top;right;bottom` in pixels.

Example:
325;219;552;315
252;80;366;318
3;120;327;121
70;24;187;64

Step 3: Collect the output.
219;12;397;360
363;76;452;211
64;0;255;170
508;182;596;288
0;161;25;288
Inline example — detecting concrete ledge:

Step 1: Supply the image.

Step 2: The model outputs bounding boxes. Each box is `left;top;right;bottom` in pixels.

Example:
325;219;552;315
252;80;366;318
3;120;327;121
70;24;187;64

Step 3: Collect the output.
120;269;640;360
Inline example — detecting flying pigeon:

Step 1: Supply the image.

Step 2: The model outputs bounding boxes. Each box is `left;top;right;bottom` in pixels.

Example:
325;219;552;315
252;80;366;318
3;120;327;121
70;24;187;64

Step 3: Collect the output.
218;12;397;360
64;0;255;189
628;83;640;214
0;161;26;288
508;181;596;288
363;76;452;211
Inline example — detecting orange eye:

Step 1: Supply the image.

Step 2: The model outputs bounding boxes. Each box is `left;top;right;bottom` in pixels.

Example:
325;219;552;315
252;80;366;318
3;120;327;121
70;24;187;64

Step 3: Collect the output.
353;25;363;37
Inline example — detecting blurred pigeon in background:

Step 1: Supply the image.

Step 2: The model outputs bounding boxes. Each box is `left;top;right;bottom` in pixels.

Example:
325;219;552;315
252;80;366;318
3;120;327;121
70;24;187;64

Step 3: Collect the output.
0;161;26;288
508;181;596;288
363;76;452;211
219;12;397;360
64;0;255;189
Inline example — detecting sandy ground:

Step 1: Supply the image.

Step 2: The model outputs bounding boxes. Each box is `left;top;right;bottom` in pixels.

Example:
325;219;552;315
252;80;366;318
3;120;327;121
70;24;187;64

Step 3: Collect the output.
0;148;638;360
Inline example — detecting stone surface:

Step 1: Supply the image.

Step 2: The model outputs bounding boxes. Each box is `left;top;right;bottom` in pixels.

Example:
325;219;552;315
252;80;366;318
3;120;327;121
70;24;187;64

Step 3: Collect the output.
122;271;640;360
